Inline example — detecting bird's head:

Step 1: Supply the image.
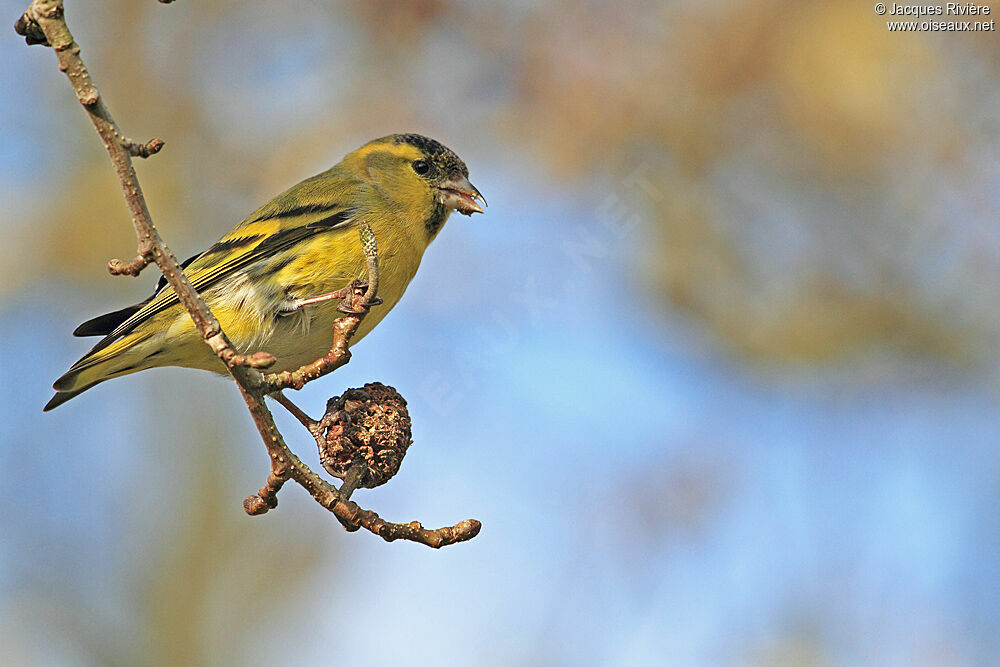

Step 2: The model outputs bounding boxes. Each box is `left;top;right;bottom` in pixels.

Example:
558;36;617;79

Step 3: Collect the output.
348;134;486;231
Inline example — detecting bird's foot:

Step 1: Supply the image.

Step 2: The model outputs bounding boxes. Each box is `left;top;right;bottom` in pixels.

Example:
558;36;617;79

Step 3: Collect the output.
337;279;382;314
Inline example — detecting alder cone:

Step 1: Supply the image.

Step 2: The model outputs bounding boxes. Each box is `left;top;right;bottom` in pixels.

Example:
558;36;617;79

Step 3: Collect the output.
319;383;412;489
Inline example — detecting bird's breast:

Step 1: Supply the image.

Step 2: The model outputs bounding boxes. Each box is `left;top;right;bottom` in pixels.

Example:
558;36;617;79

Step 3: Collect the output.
254;226;426;372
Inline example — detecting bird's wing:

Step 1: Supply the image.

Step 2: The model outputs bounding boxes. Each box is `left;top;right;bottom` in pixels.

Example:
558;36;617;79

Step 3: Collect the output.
75;187;360;365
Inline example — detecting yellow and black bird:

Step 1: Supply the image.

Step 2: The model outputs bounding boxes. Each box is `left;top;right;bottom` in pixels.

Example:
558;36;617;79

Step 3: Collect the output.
45;133;485;411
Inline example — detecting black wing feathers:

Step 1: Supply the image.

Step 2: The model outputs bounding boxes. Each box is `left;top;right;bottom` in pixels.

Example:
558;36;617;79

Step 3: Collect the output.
306;208;356;230
73;303;147;337
73;252;200;338
70;205;357;340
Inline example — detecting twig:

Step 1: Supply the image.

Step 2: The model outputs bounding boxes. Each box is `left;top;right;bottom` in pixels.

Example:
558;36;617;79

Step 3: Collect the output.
15;1;232;347
19;0;480;548
123;136;165;159
243;450;481;547
107;251;153;277
338;463;366;501
271;391;318;432
262;313;362;392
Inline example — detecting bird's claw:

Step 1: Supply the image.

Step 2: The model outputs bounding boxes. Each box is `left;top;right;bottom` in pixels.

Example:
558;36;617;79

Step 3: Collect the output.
336;296;383;314
337;279;382;314
337;302;366;315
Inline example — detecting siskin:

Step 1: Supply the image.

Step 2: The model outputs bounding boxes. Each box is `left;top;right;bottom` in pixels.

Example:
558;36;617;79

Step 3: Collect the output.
45;133;485;411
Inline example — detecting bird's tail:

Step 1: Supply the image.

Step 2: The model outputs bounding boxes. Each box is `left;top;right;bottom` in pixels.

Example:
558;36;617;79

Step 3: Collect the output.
44;329;157;411
44;384;103;411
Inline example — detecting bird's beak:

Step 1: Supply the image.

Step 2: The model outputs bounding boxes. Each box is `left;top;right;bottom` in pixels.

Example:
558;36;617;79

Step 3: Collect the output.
437;175;487;216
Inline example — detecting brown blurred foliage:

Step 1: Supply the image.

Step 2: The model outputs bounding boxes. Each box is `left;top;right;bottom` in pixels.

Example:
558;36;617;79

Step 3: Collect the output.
506;0;1000;365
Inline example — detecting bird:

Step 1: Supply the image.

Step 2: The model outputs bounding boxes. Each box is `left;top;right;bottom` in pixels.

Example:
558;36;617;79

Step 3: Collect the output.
45;133;485;411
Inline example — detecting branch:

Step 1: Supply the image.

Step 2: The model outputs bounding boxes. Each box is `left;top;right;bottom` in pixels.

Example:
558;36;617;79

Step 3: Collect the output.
244;442;481;548
15;1;231;349
19;0;480;548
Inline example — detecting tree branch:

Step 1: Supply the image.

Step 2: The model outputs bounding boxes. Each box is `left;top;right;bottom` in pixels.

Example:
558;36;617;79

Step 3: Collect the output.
19;0;480;548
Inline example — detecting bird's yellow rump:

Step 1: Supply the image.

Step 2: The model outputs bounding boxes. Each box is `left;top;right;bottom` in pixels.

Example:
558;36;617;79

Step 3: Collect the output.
45;133;485;411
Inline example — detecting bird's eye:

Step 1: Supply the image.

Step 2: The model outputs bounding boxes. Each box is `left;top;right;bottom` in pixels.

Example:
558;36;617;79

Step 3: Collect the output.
412;160;430;175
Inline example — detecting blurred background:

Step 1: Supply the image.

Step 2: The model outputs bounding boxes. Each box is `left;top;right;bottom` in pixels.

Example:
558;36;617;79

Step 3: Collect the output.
2;0;1000;664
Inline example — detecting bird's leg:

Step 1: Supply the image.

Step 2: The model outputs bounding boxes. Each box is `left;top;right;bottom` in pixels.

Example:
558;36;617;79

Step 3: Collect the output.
290;280;383;316
293;285;353;308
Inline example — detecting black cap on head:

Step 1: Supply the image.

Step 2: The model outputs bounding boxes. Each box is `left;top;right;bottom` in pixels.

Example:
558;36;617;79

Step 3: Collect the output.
392;133;469;178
